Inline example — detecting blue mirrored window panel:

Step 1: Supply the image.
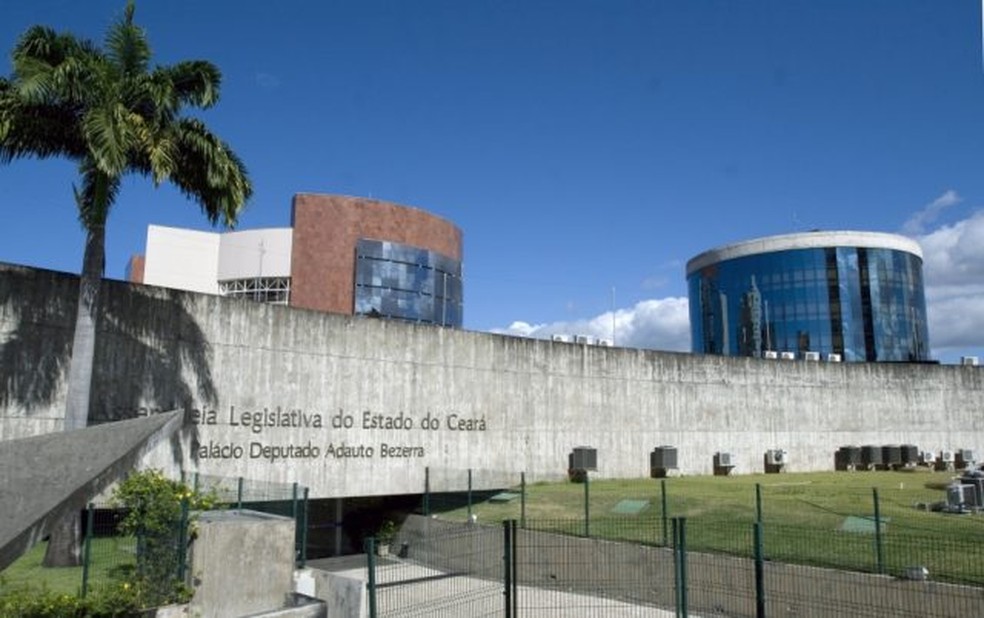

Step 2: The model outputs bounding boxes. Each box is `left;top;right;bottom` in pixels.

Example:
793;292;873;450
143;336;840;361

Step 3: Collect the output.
688;247;929;362
354;239;463;327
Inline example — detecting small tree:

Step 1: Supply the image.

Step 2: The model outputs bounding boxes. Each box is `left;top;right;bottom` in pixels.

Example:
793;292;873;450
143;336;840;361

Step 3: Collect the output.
112;469;215;608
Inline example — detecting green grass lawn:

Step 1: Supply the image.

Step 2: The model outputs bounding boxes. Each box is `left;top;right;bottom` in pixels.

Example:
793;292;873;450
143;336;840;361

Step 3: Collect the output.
436;469;984;585
0;537;136;596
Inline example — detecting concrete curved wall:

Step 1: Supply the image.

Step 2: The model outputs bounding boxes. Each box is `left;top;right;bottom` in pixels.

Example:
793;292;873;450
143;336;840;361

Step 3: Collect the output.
289;194;463;315
1;264;982;500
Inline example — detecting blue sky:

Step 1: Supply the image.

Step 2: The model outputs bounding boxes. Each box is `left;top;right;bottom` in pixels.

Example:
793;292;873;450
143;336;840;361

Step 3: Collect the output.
2;1;984;362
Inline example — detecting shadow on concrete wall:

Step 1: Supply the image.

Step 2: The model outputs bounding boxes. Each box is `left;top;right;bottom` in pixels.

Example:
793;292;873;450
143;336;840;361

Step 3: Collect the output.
0;265;217;429
91;278;218;424
0;266;75;412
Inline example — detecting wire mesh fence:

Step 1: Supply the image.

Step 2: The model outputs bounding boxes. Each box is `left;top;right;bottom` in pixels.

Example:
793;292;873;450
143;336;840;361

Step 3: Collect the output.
380;468;984;616
71;472;309;601
369;513;984;617
367;517;505;618
189;472;309;566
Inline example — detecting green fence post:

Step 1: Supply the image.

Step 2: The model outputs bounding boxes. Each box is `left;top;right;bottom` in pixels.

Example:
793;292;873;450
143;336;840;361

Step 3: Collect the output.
299;487;309;568
504;520;513;618
873;488;884;574
672;518;682;618
237;476;244;510
467;468;473;520
679;517;688;618
424;466;431;516
177;499;190;583
365;537;378;618
661;479;669;546
520;472;526;529
193;472;199;493
754;521;765;618
80;502;94;599
584;472;590;538
756;483;763;524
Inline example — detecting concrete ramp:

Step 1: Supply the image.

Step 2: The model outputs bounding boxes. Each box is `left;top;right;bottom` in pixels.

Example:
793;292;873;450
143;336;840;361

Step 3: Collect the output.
0;411;183;570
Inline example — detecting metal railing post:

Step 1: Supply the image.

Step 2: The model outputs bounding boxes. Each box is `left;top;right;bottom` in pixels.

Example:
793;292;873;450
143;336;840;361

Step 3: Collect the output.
754;521;766;618
873;488;884;574
300;487;309;567
365;537;378;618
520;472;527;529
672;518;682;618
177;499;190;583
584;472;590;538
511;519;518;617
756;483;763;524
237;476;244;510
679;517;688;618
424;466;431;516
467;468;473;520
661;479;669;546
673;517;689;618
80;502;94;599
504;520;513;618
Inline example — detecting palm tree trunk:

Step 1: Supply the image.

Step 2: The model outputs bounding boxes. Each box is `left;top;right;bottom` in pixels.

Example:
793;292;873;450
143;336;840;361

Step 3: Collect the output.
63;223;104;431
42;223;104;567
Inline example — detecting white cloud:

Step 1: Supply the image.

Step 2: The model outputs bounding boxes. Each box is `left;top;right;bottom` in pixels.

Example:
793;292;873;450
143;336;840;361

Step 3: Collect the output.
902;189;960;236
493;297;691;352
493;199;984;362
917;209;984;353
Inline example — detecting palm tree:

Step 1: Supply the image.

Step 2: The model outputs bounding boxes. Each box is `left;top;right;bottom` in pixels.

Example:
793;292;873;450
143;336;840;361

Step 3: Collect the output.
0;2;251;565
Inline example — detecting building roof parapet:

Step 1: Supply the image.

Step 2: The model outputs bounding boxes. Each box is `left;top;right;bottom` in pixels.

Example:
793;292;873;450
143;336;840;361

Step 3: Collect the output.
686;230;923;276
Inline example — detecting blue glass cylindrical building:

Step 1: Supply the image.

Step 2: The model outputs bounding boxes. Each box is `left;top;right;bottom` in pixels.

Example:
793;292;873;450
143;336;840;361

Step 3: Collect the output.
686;231;930;362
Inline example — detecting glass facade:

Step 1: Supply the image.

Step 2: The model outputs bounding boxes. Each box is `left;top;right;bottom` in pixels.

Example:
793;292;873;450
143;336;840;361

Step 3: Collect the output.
688;246;929;362
354;239;463;327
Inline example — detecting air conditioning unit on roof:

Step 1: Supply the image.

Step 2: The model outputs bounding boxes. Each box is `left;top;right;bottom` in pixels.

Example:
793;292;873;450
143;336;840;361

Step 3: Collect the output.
826;353;842;362
551;334;571;343
804;351;820;361
961;356;980;366
766;449;788;466
574;335;592;345
763;350;778;360
780;352;795;360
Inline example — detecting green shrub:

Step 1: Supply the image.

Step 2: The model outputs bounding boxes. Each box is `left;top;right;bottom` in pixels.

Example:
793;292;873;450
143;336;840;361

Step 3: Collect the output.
110;469;215;608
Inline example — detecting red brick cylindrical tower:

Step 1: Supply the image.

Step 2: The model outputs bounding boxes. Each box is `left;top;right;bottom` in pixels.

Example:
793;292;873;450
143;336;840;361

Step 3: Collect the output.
289;194;463;315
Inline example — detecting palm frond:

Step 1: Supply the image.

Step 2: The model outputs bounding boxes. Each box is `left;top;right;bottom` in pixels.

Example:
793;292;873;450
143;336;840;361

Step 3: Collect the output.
105;5;150;77
0;91;85;163
74;158;120;229
155;61;221;110
82;102;136;175
169;118;252;226
3;5;251;228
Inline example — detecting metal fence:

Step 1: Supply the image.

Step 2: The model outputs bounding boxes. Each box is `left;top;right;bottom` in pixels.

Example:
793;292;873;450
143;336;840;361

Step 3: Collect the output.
366;514;984;617
190;472;310;567
368;466;984;617
419;469;984;586
76;473;309;599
